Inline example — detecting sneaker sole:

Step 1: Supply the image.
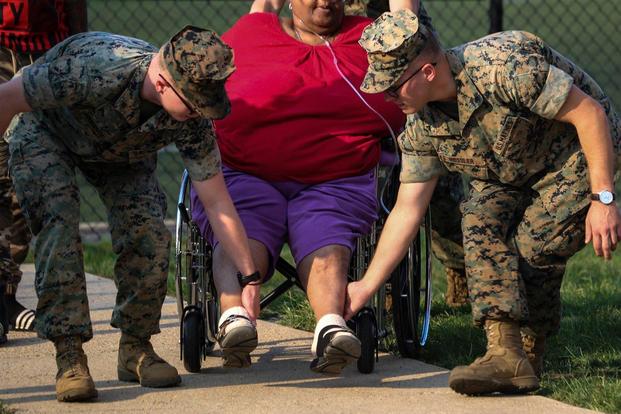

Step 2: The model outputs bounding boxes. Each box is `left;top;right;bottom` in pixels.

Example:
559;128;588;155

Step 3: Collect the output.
310;335;361;375
56;387;98;402
448;374;539;396
118;367;181;388
10;309;36;331
219;326;258;368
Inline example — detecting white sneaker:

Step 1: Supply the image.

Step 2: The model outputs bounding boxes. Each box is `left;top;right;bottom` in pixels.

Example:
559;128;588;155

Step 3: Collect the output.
310;314;361;374
216;307;258;368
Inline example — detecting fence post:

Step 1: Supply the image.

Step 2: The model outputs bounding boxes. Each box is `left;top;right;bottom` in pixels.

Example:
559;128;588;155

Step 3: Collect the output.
489;0;503;33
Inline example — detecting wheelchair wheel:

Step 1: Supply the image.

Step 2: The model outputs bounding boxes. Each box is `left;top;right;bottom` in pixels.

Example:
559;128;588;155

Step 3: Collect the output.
182;309;204;373
390;212;432;358
355;308;377;374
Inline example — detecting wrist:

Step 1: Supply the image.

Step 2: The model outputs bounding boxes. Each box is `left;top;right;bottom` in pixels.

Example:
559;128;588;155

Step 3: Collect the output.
237;270;261;287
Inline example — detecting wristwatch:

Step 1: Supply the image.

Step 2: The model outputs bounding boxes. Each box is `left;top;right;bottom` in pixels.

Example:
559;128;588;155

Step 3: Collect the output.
590;190;616;205
236;271;261;287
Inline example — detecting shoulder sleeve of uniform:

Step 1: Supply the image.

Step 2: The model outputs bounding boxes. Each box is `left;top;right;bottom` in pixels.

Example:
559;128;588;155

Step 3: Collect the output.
21;56;90;110
398;117;446;183
494;35;573;119
176;120;222;181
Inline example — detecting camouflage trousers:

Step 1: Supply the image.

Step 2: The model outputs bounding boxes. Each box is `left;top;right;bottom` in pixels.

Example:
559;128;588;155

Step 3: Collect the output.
462;176;587;337
0;47;37;287
8;131;171;341
430;172;465;270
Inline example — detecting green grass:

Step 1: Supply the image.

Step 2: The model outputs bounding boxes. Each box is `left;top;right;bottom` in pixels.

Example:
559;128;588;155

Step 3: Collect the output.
0;402;16;414
80;239;621;413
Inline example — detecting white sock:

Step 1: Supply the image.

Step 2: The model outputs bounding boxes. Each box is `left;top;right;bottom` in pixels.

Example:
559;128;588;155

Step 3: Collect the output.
311;313;350;356
218;306;252;332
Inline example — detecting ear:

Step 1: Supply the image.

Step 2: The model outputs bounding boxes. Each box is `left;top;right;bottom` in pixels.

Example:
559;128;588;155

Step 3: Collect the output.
154;76;167;94
422;63;437;82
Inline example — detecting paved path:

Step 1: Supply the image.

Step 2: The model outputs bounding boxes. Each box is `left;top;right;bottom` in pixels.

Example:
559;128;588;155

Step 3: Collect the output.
0;265;596;414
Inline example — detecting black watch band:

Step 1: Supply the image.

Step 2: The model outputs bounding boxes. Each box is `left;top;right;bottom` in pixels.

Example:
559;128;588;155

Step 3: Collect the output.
590;190;616;205
237;271;261;287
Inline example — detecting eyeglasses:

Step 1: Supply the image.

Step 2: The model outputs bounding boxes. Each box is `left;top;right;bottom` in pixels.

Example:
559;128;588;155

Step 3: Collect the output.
385;62;437;98
158;74;197;114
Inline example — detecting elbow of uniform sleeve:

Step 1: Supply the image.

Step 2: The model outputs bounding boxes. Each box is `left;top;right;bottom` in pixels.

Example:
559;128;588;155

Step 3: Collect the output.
185;160;221;182
183;146;222;182
399;153;446;183
530;65;574;119
22;66;56;110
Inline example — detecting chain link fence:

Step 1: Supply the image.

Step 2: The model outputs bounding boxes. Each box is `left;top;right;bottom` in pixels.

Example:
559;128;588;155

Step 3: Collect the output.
80;0;621;240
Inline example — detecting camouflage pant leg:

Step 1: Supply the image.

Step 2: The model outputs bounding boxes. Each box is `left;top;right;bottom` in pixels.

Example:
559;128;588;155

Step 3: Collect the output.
8;134;92;341
462;180;531;326
0;47;37;288
513;191;587;338
0;142;12;285
82;158;170;339
429;172;465;270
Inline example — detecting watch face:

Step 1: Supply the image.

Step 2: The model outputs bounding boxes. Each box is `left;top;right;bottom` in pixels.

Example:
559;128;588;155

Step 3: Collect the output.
600;191;614;204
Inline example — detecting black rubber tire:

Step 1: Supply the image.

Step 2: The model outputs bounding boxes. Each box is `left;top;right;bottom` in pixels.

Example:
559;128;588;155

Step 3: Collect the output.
356;309;376;374
182;310;204;373
391;241;422;358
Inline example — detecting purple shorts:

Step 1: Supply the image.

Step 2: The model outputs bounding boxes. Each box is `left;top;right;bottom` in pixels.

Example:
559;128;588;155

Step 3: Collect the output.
190;165;378;279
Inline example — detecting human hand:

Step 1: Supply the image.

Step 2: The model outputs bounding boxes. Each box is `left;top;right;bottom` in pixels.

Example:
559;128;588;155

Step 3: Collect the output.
241;284;261;324
250;0;287;14
343;280;374;321
585;202;621;260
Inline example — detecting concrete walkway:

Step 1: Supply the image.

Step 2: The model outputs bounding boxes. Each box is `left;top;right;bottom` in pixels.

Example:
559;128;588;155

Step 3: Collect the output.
0;265;596;414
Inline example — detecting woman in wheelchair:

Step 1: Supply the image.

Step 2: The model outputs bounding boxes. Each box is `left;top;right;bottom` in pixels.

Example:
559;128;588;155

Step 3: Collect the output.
188;0;424;374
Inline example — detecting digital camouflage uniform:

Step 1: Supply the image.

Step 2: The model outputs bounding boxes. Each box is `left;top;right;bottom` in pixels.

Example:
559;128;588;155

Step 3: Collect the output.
0;49;39;289
4;30;231;342
361;17;621;337
345;0;408;19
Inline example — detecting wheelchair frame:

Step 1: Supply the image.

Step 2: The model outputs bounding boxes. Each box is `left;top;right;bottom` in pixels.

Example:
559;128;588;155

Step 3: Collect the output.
174;164;432;374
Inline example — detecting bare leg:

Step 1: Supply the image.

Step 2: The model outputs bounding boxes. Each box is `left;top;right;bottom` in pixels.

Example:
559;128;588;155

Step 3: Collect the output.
297;244;351;320
211;239;267;368
212;239;269;312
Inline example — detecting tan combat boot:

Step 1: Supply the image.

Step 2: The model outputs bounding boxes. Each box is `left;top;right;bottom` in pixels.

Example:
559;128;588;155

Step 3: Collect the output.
448;319;539;395
521;329;546;378
117;333;181;388
54;336;98;402
445;267;468;307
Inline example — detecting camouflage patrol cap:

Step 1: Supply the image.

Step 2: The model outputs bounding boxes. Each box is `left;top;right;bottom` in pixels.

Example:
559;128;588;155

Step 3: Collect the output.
359;9;429;93
161;25;235;119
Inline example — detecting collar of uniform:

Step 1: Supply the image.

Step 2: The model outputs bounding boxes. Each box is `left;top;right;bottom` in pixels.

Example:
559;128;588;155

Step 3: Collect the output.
421;105;461;137
136;110;184;133
445;48;485;134
113;54;160;127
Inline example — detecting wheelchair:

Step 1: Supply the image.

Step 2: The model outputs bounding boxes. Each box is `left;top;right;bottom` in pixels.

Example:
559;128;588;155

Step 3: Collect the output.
174;159;432;374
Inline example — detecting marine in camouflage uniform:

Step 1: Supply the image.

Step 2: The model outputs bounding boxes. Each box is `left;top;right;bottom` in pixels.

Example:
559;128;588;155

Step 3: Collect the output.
356;10;621;395
346;0;469;306
1;26;251;401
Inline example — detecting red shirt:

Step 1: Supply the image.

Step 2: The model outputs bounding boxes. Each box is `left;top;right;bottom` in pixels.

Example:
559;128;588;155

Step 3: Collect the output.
0;0;69;53
215;13;405;184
